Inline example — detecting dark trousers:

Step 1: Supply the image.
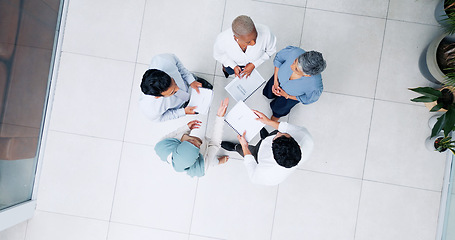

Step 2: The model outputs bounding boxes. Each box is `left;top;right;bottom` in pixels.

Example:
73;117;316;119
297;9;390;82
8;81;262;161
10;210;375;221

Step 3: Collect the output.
263;75;299;118
235;130;278;161
222;65;245;77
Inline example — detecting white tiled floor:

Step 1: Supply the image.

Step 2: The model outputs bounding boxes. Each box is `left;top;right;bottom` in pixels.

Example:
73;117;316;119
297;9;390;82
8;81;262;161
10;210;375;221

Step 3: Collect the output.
0;0;449;239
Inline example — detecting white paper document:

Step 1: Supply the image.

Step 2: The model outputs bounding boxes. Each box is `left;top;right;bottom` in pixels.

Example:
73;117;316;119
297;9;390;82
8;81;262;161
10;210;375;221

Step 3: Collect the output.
188;88;213;115
224;101;265;142
225;69;266;102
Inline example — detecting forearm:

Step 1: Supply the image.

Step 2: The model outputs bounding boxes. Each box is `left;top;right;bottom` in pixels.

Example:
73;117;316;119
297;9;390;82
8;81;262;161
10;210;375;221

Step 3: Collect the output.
286;95;298;101
159;108;186;122
161;124;191;141
209;116;225;145
273;67;279;84
241;143;252;156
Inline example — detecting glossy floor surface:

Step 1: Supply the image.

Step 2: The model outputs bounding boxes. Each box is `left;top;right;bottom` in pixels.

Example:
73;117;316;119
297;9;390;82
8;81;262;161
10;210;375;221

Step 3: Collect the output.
0;0;448;239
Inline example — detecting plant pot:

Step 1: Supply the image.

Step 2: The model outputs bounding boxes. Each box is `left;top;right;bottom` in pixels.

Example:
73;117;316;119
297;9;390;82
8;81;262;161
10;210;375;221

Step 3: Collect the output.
429;114;443;128
425;135;445;151
435;0;445;23
424;87;455;111
427;33;450;83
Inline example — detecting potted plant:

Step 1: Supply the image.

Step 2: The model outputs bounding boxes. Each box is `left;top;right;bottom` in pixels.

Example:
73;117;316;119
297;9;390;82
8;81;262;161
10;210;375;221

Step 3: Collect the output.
435;136;455;154
409;87;455;137
428;0;455;83
409;87;454;111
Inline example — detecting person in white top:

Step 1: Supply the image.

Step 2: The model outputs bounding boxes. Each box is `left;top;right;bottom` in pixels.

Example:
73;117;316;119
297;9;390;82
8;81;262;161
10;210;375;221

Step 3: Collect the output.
213;15;276;78
139;54;213;122
221;110;314;186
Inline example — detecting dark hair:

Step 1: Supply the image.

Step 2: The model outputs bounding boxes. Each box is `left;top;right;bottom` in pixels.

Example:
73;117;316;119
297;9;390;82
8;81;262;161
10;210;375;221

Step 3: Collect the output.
141;69;172;96
272;135;301;168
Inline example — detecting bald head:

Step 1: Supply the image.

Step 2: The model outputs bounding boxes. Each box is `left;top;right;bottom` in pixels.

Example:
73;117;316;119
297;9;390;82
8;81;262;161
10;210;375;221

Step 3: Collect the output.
232;15;256;36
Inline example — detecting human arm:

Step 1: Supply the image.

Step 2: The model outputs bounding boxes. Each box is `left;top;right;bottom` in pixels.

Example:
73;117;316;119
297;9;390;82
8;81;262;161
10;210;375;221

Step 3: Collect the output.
173;54;196;85
253;110;280;130
296;90;322;105
271;66;280;96
273;86;298;100
160;120;200;141
237;131;252;156
139;95;188;122
205;98;229;161
213;33;238;69
251;26;277;68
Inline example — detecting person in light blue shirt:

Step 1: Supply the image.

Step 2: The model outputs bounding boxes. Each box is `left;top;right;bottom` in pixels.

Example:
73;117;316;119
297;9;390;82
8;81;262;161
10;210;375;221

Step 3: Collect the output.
154;98;230;177
139;54;212;122
263;46;326;121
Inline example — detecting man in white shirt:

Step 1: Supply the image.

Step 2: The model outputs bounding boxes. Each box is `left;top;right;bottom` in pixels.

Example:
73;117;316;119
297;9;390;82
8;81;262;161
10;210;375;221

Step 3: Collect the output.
221;110;314;186
213;15;276;78
139;54;212;122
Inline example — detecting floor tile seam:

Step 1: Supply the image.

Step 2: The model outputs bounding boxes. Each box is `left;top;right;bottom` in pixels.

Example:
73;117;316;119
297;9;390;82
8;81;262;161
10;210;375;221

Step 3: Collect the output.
373;97;431;108
121;0;147;144
385;18;441;28
352;178;364;240
34;209;110;223
60;50;137;64
318;91;428;104
189;233;226;240
252;0;305;8
269;186;280;240
305;6;389;20
363;0;389;181
108;220;191;236
298;0;307;47
220;0;228;32
294;168;363;181
47;129;124;143
188;179;199;236
23;221;29;240
107;141;126;227
362;178;442;193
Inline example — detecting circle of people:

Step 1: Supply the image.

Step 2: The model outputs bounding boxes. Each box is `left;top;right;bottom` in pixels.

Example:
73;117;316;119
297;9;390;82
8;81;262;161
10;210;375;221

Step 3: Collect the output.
139;15;326;186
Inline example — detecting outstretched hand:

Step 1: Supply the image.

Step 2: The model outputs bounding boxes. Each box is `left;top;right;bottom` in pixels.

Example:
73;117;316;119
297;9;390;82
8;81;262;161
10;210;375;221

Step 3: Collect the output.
216;98;229;117
187;120;202;130
253;110;271;124
237;131;248;146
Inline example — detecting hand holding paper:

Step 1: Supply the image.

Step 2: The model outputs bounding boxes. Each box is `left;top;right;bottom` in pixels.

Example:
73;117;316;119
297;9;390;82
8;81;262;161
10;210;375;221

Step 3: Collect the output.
224;101;265;142
188;88;213;115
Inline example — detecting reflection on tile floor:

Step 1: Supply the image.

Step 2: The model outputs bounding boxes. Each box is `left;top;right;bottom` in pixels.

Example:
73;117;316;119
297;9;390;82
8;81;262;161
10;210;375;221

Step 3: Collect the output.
0;0;449;239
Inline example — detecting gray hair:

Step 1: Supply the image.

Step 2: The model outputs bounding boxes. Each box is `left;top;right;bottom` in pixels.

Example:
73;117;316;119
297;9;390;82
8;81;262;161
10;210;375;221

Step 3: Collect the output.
297;51;326;76
232;15;256;36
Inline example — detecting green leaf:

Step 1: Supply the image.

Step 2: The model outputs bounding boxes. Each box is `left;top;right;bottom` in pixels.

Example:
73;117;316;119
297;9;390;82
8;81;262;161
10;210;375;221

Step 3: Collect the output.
409;87;442;98
432;114;446;137
430;103;444;112
411;96;439;103
443;108;455;136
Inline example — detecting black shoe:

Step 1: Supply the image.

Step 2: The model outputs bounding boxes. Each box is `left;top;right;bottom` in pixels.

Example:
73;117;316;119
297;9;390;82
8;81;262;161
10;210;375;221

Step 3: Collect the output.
260;127;269;139
221;141;237;151
195;77;213;90
222;67;229;78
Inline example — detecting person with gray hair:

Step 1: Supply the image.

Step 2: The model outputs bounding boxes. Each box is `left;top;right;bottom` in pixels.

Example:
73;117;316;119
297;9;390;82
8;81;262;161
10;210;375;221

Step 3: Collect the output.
262;46;326;121
213;15;276;78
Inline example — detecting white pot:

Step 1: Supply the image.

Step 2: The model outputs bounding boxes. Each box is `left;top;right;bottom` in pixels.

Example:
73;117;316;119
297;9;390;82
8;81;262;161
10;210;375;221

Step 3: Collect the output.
428;114;442;129
426;33;449;83
425;135;444;152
